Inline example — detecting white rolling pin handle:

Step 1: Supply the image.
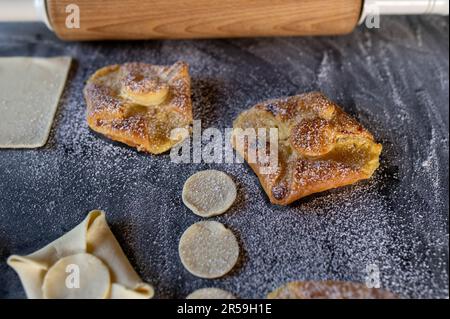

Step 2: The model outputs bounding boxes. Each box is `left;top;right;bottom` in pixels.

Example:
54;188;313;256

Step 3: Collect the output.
360;0;450;24
0;0;52;29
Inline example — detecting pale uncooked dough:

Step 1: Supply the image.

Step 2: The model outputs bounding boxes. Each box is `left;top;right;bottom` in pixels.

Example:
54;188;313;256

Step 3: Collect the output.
187;288;236;299
7;210;154;299
42;253;110;299
182;170;237;217
0;56;71;148
179;221;239;279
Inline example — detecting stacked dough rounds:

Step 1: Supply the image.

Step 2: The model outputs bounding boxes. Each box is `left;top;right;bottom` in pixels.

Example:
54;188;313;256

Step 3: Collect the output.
232;92;382;205
83;61;192;154
7;210;154;299
180;170;240;288
267;281;397;299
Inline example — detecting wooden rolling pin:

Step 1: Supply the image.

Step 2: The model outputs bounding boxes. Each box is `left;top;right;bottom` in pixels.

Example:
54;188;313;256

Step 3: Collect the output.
1;0;448;40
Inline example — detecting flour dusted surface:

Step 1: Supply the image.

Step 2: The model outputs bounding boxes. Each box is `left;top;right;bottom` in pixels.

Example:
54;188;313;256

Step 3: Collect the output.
0;17;448;298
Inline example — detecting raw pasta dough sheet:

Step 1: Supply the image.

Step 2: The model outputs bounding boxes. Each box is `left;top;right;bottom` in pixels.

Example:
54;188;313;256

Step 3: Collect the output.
0;56;71;148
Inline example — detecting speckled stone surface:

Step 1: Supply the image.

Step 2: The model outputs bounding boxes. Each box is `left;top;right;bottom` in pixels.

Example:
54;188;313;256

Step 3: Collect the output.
0;17;448;299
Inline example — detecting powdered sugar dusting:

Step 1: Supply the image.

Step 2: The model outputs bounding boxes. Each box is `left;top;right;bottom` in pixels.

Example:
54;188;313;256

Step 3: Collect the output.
0;17;448;299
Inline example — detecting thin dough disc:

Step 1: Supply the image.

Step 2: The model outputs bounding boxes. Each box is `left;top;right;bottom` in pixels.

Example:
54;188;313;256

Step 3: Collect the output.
42;253;111;299
187;288;236;299
179;221;239;279
182;170;237;217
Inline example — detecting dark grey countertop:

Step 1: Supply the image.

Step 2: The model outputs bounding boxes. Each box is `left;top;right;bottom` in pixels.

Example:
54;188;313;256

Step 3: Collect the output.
0;16;448;299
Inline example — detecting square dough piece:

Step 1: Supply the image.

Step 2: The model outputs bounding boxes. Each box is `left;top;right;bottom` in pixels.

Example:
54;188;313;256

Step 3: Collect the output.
232;92;382;205
0;56;71;148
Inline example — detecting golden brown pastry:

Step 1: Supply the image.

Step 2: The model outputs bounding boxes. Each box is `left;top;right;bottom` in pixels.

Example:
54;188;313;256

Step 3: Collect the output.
83;61;192;154
267;281;397;299
232;92;382;205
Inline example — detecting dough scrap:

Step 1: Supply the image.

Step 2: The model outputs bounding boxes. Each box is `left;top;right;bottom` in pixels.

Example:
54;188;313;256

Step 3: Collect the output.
267;281;397;299
42;253;110;299
83;61;192;154
7;210;154;299
182;170;237;217
187;288;236;299
179;221;239;279
0;57;71;148
232;92;382;205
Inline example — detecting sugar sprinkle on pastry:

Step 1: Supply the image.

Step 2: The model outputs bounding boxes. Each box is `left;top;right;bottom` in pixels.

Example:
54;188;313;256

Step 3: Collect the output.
232;92;382;205
83;61;192;154
267;281;397;299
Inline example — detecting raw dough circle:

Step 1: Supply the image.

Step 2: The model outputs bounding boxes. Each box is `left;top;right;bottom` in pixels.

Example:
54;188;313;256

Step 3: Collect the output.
182;170;237;217
42;253;111;299
179;221;239;279
187;288;236;299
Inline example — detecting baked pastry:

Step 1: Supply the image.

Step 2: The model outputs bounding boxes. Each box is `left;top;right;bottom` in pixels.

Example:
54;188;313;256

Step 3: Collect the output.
267;281;397;299
7;210;154;299
84;61;192;154
232;92;382;205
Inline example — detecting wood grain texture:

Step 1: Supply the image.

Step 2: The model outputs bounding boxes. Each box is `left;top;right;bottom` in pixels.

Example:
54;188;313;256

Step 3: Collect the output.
47;0;363;40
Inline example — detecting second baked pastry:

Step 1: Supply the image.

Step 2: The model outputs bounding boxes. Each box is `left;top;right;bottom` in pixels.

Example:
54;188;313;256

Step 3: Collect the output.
232;92;382;205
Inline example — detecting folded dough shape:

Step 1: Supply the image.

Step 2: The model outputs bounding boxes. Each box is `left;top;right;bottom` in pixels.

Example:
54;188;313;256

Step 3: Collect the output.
7;210;154;299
